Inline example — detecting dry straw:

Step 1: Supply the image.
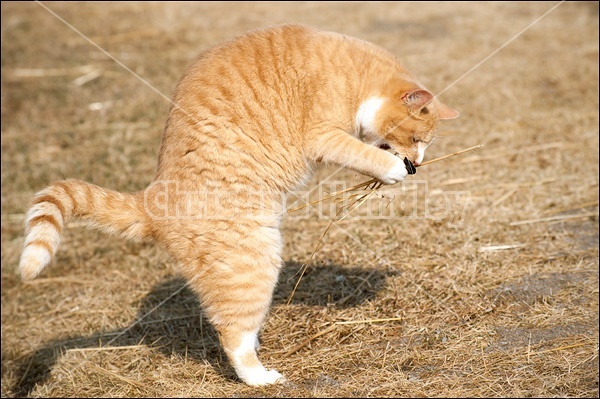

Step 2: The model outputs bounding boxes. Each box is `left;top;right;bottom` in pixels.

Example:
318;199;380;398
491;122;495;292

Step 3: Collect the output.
286;144;484;304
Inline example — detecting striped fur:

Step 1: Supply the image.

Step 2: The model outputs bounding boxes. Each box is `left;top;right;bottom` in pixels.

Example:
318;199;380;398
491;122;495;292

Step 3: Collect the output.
18;179;151;281
18;24;458;386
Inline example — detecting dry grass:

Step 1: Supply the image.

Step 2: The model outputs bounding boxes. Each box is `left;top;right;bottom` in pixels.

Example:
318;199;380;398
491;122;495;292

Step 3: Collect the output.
1;1;598;397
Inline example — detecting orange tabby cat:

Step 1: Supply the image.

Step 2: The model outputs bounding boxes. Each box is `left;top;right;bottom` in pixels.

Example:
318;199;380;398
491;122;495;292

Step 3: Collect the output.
18;24;458;386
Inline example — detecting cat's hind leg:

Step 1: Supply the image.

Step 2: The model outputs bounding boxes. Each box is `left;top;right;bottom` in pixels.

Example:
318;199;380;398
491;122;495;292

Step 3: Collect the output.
220;328;284;386
182;225;285;386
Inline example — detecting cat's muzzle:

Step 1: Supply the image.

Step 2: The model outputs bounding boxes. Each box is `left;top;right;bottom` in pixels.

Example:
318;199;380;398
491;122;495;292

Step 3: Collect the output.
379;144;417;175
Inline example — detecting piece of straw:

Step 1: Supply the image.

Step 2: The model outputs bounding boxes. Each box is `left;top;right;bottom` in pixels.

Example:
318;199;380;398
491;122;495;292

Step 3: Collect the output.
509;212;598;226
286;144;484;305
282;317;404;358
282;323;338;358
288;144;484;214
543;200;599;216
420;144;484;166
478;244;527;252
285;189;379;305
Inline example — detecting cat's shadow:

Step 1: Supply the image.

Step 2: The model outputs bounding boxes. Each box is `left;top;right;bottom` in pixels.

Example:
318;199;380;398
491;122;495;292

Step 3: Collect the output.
9;261;395;397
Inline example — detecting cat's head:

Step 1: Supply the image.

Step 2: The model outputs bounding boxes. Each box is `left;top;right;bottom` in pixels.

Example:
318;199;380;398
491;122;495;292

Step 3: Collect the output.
356;86;459;166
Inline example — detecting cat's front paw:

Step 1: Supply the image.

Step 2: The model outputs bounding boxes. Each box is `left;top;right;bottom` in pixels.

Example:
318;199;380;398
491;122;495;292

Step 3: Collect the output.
379;157;408;184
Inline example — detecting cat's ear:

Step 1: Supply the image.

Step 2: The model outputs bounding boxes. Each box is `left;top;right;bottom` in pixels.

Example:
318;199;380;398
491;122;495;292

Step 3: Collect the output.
437;103;460;120
402;89;433;111
402;89;460;119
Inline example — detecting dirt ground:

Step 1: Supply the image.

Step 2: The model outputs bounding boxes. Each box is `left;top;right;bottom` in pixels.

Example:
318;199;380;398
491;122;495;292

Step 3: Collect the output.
1;2;598;397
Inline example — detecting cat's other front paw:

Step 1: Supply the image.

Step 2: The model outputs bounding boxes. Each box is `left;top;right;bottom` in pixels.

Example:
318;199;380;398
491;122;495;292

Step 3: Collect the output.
379;157;408;184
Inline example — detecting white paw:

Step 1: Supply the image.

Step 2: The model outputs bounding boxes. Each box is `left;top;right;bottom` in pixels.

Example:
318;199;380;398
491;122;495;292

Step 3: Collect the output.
379;157;408;184
242;367;285;386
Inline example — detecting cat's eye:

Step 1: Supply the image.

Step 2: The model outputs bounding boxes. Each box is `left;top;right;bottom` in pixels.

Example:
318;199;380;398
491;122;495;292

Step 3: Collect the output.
420;107;429;115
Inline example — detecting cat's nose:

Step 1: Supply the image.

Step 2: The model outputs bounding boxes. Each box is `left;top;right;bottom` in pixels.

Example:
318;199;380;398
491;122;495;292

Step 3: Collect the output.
412;159;421;167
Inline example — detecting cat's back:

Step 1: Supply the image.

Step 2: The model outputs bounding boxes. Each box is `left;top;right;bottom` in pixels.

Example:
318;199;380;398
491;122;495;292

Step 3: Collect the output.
166;24;323;138
157;25;326;189
209;23;320;60
156;24;406;188
174;23;398;99
169;24;403;128
178;24;319;92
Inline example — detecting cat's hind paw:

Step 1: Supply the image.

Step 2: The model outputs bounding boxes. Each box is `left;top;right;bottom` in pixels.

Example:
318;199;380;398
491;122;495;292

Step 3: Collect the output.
242;367;285;386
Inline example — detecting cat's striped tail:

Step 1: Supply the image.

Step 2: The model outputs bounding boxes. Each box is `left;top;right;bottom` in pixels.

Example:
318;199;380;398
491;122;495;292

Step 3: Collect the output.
18;178;152;281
